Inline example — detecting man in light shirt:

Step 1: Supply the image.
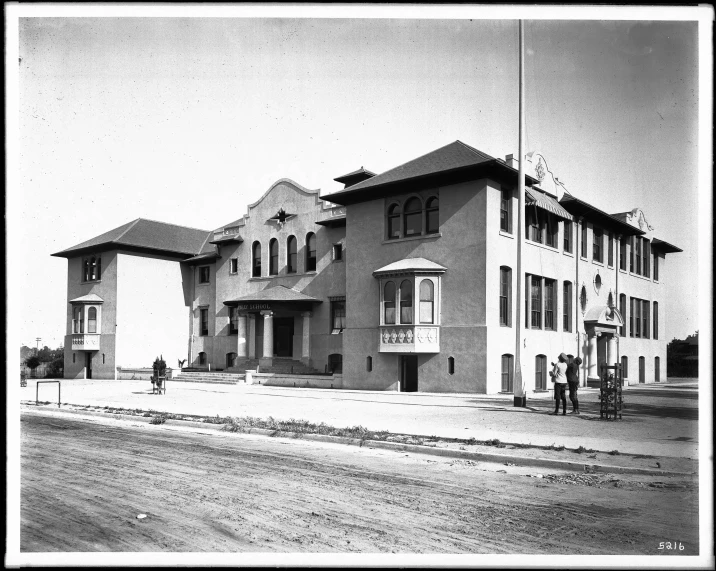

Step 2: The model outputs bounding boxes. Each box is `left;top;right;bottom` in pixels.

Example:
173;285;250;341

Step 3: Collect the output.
550;353;569;416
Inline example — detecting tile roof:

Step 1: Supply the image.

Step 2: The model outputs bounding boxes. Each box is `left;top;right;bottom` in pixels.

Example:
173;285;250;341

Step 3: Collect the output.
52;218;212;258
327;141;495;197
224;285;321;305
373;257;447;276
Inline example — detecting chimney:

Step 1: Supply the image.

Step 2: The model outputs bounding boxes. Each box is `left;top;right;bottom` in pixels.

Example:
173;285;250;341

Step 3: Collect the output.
505;154;519;169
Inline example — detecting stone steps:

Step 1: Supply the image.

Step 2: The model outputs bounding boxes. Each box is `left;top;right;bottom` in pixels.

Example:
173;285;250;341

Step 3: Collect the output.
173;372;244;385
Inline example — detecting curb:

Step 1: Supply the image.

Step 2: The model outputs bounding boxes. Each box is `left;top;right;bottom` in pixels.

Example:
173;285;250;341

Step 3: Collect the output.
21;404;693;478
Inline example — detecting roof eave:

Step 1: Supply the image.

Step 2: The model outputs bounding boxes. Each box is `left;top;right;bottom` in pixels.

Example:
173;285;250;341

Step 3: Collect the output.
51;243;199;260
559;197;645;237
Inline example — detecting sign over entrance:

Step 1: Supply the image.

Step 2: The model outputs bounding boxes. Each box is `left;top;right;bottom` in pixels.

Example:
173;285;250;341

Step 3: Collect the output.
236;303;272;311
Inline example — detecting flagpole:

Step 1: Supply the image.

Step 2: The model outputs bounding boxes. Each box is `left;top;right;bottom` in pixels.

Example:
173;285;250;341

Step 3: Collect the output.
514;19;526;407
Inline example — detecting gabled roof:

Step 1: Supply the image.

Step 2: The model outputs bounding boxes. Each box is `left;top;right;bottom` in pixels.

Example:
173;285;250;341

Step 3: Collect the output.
323;140;538;205
52;218;212;259
223;285;322;306
373;257;447;277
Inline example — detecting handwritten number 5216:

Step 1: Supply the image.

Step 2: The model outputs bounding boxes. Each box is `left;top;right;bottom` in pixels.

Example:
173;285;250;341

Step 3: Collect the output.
658;541;684;551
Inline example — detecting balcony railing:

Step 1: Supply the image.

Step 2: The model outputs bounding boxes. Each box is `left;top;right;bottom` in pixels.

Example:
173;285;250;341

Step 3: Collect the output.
71;334;100;351
379;325;440;353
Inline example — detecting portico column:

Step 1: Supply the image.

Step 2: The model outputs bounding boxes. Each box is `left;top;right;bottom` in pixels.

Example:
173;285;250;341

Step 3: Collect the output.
247;314;256;359
587;331;599;384
237;314;248;359
607;334;618;369
301;312;312;366
260;311;274;367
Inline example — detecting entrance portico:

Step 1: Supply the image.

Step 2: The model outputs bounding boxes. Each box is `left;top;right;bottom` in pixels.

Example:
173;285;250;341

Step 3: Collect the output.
224;285;322;368
584;305;624;387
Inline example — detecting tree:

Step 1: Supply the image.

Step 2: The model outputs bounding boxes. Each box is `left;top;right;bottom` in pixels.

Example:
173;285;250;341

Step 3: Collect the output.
25;355;41;378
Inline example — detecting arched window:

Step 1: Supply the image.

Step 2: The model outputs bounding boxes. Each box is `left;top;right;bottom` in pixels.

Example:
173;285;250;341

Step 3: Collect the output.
269;238;278;275
73;306;84;334
384;281;396;324
621;356;629;380
580;285;588;313
501;354;514;392
426;197;439;234
399;280;413;324
448;356;455;375
88;307;97;334
252;241;262;277
386;204;401;240
419;280;434;324
655;356;661;382
403;198;423;237
535;354;547;390
287;236;297;274
198;352;207;366
226;352;237;368
305;233;316;271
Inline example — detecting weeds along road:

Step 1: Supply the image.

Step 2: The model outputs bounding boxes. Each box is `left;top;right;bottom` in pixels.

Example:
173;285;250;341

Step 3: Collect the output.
20;411;699;554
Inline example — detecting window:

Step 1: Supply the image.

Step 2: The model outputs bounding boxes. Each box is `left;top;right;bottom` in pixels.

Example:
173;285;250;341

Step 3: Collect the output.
332;244;343;262
580;285;588;313
448;356;455;375
629;297;634;337
655;357;660;382
426;197;439;234
269;239;278;275
103;353;105;364
629;236;635;272
366;356;372;372
403;197;423;237
639;356;646;383
642;300;650;339
399;280;413;324
499;267;512;327
653;302;659;340
535;355;547;390
620;238;627;270
384;281;396;324
527;207;542;243
544;279;556;330
287;236;297;273
581;223;588;258
386;204;401;240
230;258;238;274
331;300;346;332
619;294;627;337
419;279;434;324
635;237;642;274
545;215;558;249
564;220;573;253
643;240;650;278
226;352;237;368
621;356;629;379
653;252;659;281
252;241;262;277
229;307;238;334
501;354;514;392
594;274;602;294
198;352;207;366
73;306;84;334
593;227;603;262
563;281;572;332
88;307;97;334
608;232;614;266
200;308;208;336
73;353;75;364
199;266;210;284
306;233;317;272
530;276;542;328
82;256;102;282
500;189;511;233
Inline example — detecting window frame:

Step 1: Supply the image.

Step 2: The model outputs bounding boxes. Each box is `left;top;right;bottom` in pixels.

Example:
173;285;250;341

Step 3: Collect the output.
331;300;346;333
399;279;414;325
653;251;659;281
544;279;556;331
269;238;278;276
230;258;239;274
419;278;435;324
535;354;547;390
229;306;239;335
499;266;512;327
82;255;102;282
305;233;317;272
426;196;440;235
500;189;512;234
653;301;659;340
287;235;297;274
198;266;210;284
563;281;572;332
501;354;514;393
619;294;627;337
581;222;588;258
620;238;627;271
383;281;396;325
87;306;97;334
608;232;614;267
592;226;603;263
252;241;262;277
403;197;423;237
200;308;209;337
530;275;542;329
332;243;343;262
386;203;401;240
563;220;573;253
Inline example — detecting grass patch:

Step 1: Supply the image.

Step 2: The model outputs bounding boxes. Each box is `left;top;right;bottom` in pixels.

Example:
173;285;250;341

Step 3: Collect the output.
485;439;506;448
608;449;621;456
575;446;596;454
149;414;166;425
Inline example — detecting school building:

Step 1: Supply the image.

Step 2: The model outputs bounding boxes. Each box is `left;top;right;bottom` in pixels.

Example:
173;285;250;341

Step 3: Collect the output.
52;140;682;393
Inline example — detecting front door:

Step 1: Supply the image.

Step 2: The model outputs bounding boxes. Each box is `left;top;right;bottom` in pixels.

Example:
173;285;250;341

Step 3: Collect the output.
400;355;418;392
85;352;93;379
274;317;294;357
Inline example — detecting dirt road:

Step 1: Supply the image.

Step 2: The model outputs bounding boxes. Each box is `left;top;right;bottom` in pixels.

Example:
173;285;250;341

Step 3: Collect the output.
21;411;699;554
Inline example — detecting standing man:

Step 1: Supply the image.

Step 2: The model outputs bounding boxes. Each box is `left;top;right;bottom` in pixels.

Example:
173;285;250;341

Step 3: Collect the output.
550;353;569;416
566;356;582;414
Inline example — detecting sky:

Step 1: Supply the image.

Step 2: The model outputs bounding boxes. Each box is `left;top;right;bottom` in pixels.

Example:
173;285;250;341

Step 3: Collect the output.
8;6;711;350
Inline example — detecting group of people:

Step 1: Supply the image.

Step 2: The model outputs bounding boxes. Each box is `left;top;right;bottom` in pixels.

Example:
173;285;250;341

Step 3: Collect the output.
549;353;582;415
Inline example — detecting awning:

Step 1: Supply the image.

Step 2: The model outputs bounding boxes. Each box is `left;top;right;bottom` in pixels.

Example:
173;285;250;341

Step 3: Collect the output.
224;285;322;307
526;187;573;221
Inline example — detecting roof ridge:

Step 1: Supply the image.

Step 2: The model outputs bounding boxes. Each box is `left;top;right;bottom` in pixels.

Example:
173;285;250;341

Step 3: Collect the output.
133;217;212;233
454;140;496;162
114;218;141;243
